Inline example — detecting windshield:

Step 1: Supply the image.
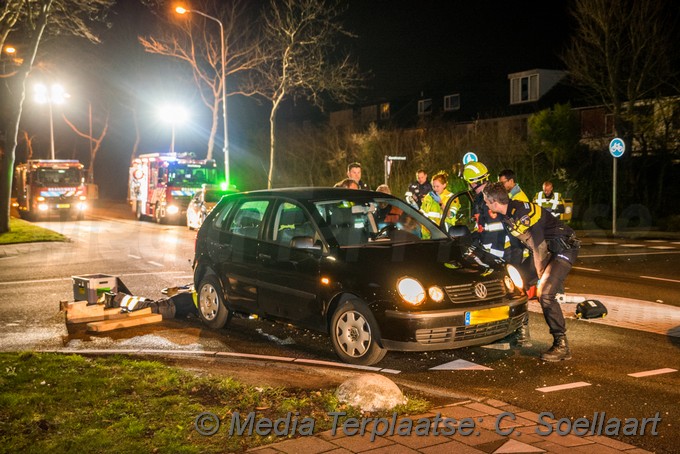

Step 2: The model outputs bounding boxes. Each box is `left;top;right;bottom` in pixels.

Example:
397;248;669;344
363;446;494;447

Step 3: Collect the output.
204;189;231;203
167;164;219;187
314;197;448;246
34;168;82;186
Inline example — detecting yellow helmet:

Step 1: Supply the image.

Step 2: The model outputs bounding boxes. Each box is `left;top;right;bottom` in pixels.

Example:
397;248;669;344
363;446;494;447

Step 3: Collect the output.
463;162;489;185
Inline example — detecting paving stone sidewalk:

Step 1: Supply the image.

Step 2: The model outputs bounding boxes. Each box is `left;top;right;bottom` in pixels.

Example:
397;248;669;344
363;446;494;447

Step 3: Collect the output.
249;397;652;453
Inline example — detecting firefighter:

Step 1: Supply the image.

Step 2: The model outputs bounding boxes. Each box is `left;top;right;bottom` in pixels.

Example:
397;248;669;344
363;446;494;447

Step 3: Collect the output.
465;162;531;346
463;162;507;258
483;182;580;361
533;181;565;218
420;171;460;236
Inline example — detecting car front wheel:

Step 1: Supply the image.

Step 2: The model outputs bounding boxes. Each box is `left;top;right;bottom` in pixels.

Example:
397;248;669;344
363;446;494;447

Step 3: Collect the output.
197;275;231;329
330;300;387;366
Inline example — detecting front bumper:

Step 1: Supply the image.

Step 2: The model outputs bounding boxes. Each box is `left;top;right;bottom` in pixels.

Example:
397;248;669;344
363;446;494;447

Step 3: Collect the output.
379;296;528;352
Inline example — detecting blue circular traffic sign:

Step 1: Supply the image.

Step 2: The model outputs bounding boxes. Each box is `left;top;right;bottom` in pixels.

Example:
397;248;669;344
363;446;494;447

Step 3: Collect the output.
462;152;478;165
609;138;625;158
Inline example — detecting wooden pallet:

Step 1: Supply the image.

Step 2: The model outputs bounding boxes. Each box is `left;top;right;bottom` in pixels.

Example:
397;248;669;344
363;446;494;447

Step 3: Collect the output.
86;313;163;333
64;301;163;333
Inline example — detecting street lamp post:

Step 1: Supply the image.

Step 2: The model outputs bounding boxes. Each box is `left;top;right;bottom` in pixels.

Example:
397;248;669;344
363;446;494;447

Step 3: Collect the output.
159;104;188;154
34;83;68;160
175;6;229;187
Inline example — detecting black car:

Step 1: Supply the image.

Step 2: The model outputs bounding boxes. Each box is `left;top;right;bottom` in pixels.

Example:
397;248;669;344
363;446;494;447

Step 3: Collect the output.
192;188;527;365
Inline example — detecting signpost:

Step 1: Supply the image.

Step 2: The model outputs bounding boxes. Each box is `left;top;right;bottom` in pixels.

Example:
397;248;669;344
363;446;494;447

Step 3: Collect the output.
462;152;478;165
383;155;406;186
609;138;625;234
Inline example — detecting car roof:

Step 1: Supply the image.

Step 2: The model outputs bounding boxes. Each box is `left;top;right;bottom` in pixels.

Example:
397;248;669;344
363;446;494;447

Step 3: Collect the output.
225;187;398;202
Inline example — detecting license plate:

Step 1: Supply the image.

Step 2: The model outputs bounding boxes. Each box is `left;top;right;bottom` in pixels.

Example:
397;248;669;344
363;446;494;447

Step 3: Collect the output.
57;204;70;209
465;306;509;325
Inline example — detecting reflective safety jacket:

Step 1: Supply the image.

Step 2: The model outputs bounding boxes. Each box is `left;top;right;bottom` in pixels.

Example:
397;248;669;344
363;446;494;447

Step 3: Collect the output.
421;189;461;230
501;200;575;277
533;190;564;217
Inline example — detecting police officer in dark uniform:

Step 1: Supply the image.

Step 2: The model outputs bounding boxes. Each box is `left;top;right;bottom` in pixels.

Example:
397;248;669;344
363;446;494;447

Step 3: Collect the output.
405;169;433;208
483;182;580;361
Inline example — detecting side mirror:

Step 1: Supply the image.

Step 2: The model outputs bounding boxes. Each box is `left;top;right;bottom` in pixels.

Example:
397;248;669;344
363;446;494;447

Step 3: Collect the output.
448;225;471;238
291;236;320;250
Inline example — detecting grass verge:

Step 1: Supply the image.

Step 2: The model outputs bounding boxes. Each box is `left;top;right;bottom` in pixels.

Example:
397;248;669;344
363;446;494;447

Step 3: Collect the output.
0;352;431;453
0;218;67;244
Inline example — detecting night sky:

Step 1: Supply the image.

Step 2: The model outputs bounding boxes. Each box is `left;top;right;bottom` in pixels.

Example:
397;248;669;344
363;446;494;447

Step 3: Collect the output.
16;0;572;198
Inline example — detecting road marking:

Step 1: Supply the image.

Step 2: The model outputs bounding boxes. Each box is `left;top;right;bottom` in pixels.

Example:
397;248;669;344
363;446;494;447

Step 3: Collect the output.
648;246;676;250
536;381;591;393
128;254;141;259
640;276;680;284
620;244;645;248
644;240;667;243
147;261;164;267
579;250;680;258
430;359;493;371
593;241;618;245
628;368;677;378
573;266;600;272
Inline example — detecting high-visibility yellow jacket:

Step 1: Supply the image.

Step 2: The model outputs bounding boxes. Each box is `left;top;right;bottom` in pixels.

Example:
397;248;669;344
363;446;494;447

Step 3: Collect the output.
420;190;460;238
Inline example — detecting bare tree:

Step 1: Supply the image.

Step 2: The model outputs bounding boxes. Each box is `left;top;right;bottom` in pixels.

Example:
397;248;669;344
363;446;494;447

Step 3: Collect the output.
0;0;114;233
62;105;109;183
250;0;363;189
139;0;262;161
562;0;677;140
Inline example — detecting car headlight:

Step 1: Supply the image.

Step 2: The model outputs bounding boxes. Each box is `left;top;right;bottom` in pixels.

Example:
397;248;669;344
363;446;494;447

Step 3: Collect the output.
428;286;445;303
506;265;524;291
166;205;179;215
397;277;426;305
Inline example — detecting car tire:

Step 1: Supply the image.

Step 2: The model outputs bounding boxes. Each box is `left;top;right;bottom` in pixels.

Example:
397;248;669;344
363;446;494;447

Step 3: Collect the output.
197;274;231;329
330;300;387;366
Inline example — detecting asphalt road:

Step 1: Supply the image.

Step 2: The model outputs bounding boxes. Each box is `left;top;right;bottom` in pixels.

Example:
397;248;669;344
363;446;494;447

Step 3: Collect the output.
0;202;678;453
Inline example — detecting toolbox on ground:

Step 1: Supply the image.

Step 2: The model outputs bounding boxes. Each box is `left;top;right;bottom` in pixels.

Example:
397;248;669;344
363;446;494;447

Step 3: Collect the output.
72;274;118;304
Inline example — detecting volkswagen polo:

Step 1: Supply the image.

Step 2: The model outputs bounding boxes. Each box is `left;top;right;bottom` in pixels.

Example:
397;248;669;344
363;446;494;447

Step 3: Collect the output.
192;188;527;365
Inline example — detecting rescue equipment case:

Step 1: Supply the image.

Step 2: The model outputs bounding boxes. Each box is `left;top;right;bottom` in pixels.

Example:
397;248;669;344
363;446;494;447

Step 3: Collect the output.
575;299;608;319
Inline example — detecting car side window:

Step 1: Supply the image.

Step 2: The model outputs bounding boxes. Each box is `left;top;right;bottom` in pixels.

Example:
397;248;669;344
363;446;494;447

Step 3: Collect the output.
273;202;316;246
213;201;235;230
228;200;269;238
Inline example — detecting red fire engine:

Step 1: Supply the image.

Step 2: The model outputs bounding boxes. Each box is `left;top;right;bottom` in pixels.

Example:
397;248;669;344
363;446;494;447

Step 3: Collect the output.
13;160;88;220
128;153;220;224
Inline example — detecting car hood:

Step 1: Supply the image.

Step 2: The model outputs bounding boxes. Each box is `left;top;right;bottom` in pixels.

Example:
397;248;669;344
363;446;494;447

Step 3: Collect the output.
329;239;503;286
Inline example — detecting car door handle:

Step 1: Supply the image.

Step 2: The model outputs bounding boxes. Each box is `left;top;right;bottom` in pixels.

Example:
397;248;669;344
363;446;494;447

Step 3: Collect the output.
258;253;271;260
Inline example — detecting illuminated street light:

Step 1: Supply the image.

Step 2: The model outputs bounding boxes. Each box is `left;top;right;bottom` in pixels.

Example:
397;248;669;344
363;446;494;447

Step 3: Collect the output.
34;83;69;160
159;104;188;154
175;5;229;186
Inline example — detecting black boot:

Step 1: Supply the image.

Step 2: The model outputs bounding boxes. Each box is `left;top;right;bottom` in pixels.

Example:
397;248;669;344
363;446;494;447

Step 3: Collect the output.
515;323;532;347
541;334;571;361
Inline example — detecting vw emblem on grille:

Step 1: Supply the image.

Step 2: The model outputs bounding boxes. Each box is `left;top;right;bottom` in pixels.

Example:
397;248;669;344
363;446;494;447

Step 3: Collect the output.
474;282;488;299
